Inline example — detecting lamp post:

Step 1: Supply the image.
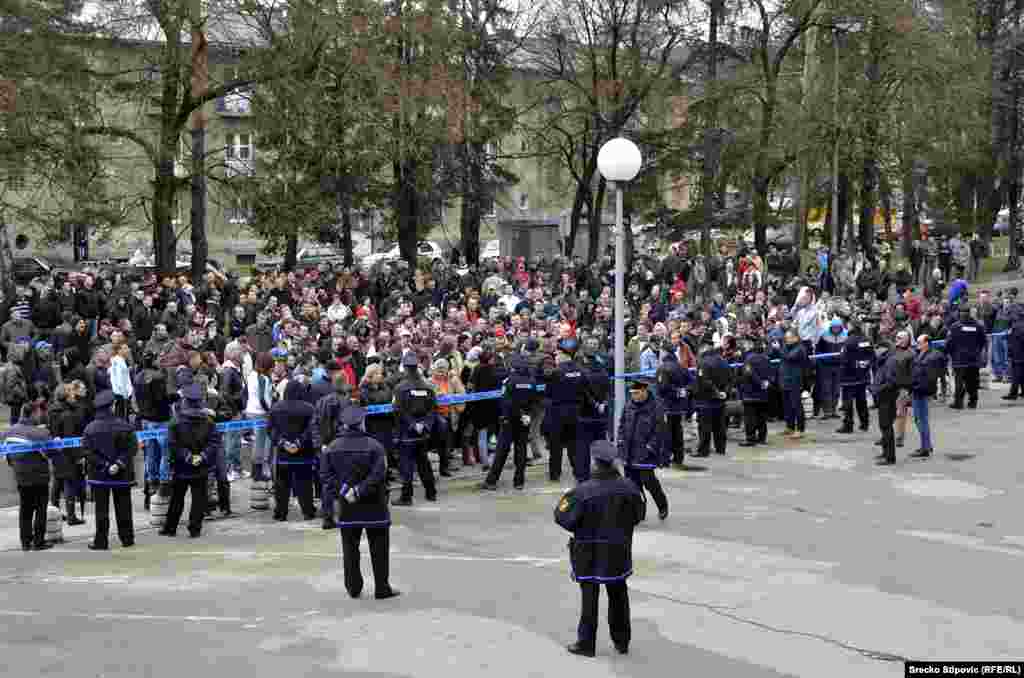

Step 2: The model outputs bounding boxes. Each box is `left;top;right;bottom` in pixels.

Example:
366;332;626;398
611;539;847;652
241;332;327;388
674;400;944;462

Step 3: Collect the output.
597;137;642;442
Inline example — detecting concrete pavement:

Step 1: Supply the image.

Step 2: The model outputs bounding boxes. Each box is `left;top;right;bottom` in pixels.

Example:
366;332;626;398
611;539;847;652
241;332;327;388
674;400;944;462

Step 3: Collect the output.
2;383;1024;677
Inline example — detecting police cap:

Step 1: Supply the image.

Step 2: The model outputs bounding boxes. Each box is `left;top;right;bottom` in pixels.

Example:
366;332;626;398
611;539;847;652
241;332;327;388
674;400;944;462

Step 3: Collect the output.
341;406;366;428
401;352;419;368
94;390;115;409
590;440;618;463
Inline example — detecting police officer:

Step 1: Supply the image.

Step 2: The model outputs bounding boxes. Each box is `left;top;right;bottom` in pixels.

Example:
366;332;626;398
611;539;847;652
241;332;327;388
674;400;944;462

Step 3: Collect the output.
692;343;733;457
871;332;914;466
313;361;352;529
555;440;645;658
576;347;610;482
544;338;587;482
480;354;538;491
82;390;137;550
737;340;773;447
268;380;317;521
1003;314;1024;401
392;353;438;505
656;351;691;465
837;318;873;433
321;406;400;600
161;383;221;538
617;376;669;520
946;305;987;409
3;404;54;550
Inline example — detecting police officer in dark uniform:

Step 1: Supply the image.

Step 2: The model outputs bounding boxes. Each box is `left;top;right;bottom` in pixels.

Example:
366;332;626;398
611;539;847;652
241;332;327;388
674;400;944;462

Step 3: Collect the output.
392;353;438;505
313;362;352;529
1003;315;1024;400
656;352;691;465
555;440;646;657
268;380;317;521
321;406;400;600
737;340;773;446
871;332;914;466
480;354;538;491
692;343;733;457
617;376;669;520
575;349;610;482
82;390;137;550
161;383;221;538
544;338;587;482
836;319;873;433
946;306;987;409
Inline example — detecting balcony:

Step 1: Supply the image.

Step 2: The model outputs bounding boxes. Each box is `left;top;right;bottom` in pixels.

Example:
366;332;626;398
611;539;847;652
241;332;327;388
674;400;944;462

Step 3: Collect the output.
217;91;252;116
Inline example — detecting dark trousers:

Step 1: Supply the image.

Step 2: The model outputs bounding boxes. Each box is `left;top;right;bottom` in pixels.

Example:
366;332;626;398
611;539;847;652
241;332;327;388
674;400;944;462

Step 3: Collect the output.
578;581;630;650
274;464;316;519
817;366;841;415
9;399;24;425
625;467;667;515
340;526;390;598
399;440;436;500
665;412;686;463
164;476;207;535
696;406;726;455
782;388;805;431
574;418;606;482
486;418;528;487
18;484;48;547
1009;362;1024;396
953;366;980;406
742;402;767;442
841;385;869;428
546;413;578;481
91;485;134;547
876;390;899;462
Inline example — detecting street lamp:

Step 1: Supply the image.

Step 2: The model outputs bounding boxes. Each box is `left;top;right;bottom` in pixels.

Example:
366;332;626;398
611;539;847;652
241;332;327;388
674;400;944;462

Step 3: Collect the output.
597;137;642;442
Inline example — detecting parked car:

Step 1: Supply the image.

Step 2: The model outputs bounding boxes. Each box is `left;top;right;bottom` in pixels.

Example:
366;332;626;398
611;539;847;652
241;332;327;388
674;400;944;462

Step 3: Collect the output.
742;226;795;251
361;240;444;270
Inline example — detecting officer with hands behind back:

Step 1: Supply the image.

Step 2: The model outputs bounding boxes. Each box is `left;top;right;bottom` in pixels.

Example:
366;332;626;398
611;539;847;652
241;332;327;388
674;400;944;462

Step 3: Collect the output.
321;406;399;600
555;440;646;658
82;389;137;550
160;383;221;538
392;353;438;506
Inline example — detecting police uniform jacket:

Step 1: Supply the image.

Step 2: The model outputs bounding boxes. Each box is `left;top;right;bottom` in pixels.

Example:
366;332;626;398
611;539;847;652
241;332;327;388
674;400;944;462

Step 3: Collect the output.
499;371;538;420
167;406;222;480
267;381;316;460
617;395;667;469
945;319;987;368
692;351;732;409
82;407;137;486
778;344;808;390
656;359;691;413
737;352;774;402
1008;318;1024;363
839;333;874;387
545;360;587;410
305;380;334;407
554;467;646;582
581;358;610;419
393;376;437;432
312;390;348;450
3;424;52;487
321;429;390;528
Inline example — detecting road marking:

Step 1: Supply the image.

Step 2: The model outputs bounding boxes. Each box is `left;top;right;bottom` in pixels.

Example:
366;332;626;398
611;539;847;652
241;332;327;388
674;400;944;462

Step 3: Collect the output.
0;609;262;623
0;610;40;617
170;550;564;566
900;530;1024;558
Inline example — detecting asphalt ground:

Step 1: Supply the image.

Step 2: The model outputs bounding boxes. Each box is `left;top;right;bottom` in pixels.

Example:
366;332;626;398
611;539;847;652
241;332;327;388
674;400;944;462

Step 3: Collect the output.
2;382;1024;677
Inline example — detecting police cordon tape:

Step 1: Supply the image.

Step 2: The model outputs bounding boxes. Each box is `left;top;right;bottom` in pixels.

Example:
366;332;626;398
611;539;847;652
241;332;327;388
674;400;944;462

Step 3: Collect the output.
0;332;1005;458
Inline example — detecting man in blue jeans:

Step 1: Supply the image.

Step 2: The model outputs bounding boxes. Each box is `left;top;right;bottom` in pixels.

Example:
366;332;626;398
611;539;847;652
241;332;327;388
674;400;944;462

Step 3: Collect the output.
909;334;946;458
991;294;1014;382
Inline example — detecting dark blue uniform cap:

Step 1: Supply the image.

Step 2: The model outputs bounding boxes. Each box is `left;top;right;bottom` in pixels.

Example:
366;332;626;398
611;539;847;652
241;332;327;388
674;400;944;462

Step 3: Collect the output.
401;353;419;368
94;390;115;409
590;440;618;463
341;406;366;427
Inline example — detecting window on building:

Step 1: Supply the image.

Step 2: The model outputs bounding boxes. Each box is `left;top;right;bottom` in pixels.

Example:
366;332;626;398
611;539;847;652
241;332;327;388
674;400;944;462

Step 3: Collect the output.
226;133;252;161
226;196;253;224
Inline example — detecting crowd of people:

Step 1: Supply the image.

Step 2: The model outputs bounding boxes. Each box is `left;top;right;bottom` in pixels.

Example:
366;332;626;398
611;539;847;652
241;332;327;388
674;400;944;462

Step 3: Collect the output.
3;236;1023;553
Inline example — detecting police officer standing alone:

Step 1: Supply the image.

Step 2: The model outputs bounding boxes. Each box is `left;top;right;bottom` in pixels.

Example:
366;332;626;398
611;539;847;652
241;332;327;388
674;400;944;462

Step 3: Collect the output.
392;354;438;505
321;406;400;600
82;390;137;549
268;381;317;521
480;354;537;491
946;305;987;410
737;340;772;447
544;339;587;483
161;383;221;538
555;440;645;657
692;343;733;457
617;376;669;520
836;319;873;434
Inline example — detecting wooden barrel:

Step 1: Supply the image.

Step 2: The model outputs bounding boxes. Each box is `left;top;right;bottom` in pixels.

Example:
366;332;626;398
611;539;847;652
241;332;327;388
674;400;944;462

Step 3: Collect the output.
45;505;63;544
250;480;270;510
150;492;169;528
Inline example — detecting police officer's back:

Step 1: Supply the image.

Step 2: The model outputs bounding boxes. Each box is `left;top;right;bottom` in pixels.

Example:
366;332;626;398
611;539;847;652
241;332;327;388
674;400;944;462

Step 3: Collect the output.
945;306;987;409
82;390;137;550
544;339;587;482
481;354;538;490
268;380;317;521
837;323;874;432
656;352;691;465
161;383;221;537
321;406;399;600
692;345;732;457
392;353;438;505
555;441;645;657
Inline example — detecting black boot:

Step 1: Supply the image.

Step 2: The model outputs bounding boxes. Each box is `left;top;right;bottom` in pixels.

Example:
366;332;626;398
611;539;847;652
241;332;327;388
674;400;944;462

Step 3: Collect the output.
392;485;413;506
217;480;232;515
65;499;84;526
836;422;854;434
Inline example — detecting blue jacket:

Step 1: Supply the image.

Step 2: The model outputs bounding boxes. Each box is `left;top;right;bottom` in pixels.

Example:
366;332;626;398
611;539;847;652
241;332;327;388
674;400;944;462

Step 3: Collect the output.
779;344;808;390
554;468;645;582
945;319;987;368
737;352;774;402
82;407;137;486
321;428;390;527
617;395;667;469
267;381;316;461
167;408;222;480
815;327;847;372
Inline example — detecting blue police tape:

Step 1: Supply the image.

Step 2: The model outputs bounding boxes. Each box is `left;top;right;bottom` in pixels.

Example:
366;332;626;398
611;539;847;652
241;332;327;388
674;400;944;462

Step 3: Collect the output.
0;331;1008;457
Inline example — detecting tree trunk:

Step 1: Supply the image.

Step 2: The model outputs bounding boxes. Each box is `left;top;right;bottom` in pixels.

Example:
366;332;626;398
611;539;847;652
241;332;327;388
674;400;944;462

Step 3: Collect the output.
588;176;607;263
341;198;354;267
153;158;177;276
900;159;918;260
284;227;298;271
566;189;585;259
701;0;722;259
190;126;208;281
752;91;775;255
396;158;420;267
838;170;851;253
459;141;484;267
